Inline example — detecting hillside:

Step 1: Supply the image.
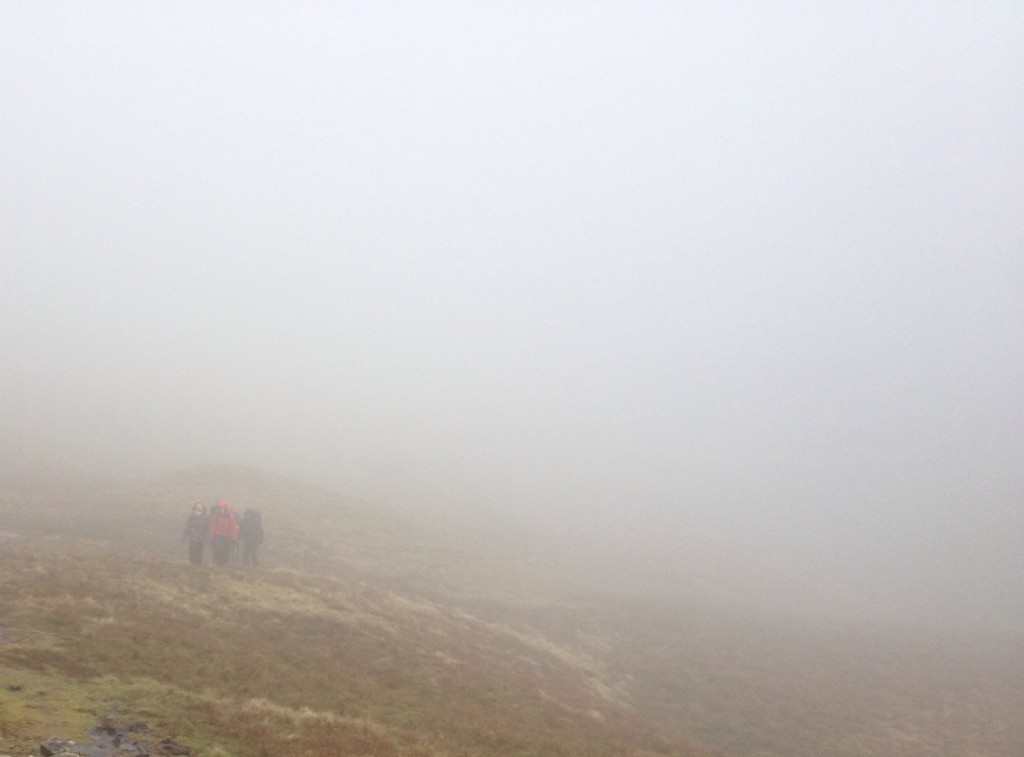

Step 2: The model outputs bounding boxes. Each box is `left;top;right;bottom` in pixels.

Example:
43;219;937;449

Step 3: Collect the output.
2;460;1023;755
0;462;711;755
0;538;707;756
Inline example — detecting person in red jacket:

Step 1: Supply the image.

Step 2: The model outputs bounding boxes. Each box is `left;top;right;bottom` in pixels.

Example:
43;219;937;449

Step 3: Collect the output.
208;499;238;566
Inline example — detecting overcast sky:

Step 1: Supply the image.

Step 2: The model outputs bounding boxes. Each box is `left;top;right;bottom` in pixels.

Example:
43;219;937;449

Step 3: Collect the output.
2;3;1022;625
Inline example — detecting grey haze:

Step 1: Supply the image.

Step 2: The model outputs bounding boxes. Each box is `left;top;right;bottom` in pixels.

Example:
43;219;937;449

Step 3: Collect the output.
1;3;1022;628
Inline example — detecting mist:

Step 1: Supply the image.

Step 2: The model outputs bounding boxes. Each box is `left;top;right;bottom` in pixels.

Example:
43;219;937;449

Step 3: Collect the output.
2;3;1022;630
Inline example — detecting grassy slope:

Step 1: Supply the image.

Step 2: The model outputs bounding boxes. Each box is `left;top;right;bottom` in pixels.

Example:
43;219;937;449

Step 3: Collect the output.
553;599;1024;756
2;461;1024;755
0;465;709;756
0;538;709;756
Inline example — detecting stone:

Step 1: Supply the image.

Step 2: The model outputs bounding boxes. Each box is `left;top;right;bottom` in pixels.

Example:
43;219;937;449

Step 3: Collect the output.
39;737;81;756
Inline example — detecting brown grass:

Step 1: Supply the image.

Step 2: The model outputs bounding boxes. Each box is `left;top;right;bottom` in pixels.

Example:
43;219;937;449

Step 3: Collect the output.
0;536;706;755
2;462;1023;755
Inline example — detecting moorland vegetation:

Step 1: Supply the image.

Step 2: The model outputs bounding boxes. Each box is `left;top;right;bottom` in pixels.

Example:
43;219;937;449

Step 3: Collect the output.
1;458;1022;755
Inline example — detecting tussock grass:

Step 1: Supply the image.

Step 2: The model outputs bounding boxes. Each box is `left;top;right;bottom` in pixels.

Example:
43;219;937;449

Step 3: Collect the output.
4;462;1022;755
0;536;704;755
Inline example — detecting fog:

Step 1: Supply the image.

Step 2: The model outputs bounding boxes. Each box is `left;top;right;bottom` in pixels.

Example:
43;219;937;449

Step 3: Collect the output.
2;3;1022;628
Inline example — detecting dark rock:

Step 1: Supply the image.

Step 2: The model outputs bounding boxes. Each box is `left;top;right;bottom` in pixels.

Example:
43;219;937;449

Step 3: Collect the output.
39;737;80;755
40;717;185;757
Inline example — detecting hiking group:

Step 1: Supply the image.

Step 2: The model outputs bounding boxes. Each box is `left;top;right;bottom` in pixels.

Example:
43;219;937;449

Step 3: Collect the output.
182;500;264;567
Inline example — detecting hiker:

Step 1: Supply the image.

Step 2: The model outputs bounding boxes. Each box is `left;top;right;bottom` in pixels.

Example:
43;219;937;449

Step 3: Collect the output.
238;508;264;567
182;501;210;565
208;499;238;566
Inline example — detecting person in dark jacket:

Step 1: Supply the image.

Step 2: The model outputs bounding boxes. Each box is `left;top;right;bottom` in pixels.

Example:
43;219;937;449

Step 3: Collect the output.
182;501;210;565
238;508;264;567
208;499;238;566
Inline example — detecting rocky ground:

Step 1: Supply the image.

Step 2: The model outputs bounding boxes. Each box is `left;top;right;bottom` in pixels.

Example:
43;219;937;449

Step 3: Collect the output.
35;714;192;756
